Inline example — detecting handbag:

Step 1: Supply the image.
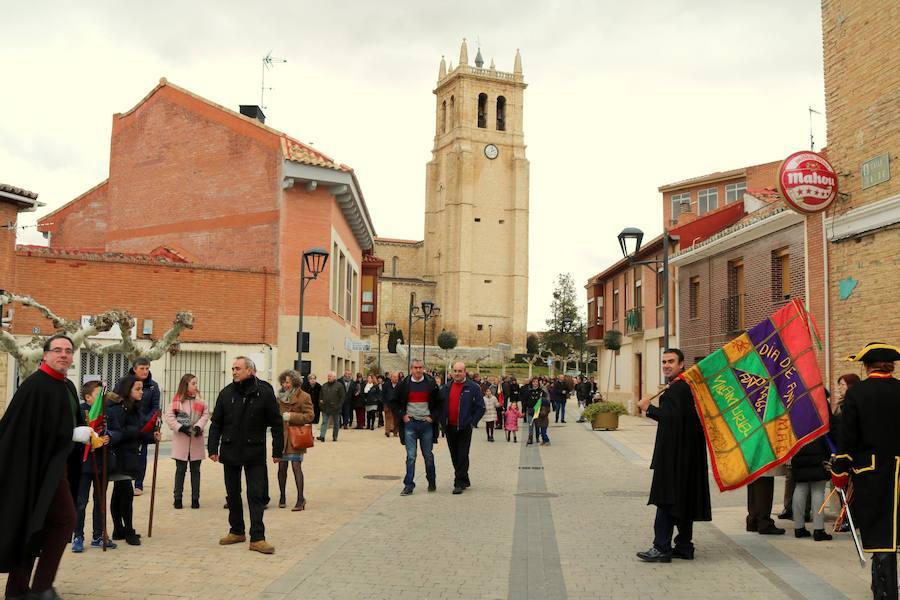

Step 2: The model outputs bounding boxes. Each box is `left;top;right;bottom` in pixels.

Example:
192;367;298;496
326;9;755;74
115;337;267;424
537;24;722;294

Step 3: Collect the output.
288;424;314;449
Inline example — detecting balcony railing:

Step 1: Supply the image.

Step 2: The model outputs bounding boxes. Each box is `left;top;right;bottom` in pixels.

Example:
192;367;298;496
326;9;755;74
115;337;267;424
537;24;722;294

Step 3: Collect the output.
625;307;643;335
587;323;605;342
721;294;747;334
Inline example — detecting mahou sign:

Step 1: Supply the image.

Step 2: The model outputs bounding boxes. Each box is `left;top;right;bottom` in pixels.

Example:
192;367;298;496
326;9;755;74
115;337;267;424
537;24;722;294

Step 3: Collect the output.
777;151;838;214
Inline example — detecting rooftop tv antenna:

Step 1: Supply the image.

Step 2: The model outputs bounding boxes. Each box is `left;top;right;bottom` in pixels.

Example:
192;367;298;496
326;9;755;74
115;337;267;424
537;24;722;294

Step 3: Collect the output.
261;51;287;110
808;106;821;151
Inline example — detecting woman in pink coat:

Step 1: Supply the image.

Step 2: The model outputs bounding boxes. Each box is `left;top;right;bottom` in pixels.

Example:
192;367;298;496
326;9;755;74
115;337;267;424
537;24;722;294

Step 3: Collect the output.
504;403;521;443
163;374;209;509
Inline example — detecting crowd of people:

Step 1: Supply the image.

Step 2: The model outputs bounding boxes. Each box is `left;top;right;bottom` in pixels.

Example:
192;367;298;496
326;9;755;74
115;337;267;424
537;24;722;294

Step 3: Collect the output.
3;333;896;600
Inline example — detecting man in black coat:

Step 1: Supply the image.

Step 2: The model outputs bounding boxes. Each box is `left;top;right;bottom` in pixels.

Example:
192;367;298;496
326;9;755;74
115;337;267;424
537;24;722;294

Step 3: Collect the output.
1;334;89;600
208;356;283;555
636;348;711;563
831;342;900;599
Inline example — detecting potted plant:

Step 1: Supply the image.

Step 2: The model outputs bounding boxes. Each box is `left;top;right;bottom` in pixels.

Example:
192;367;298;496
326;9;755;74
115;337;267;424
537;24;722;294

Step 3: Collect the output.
581;400;628;431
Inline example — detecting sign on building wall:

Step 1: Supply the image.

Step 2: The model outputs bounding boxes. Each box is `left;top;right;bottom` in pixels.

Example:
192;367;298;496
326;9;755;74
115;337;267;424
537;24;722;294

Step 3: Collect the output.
344;338;371;352
777;151;838;214
861;153;891;190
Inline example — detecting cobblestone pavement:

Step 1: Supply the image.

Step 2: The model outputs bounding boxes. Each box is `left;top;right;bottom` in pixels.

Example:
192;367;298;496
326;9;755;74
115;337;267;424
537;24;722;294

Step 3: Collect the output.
2;405;872;599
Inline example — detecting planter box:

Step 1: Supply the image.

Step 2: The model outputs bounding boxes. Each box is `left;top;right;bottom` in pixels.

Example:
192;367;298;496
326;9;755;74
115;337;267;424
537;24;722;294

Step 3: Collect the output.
591;412;619;431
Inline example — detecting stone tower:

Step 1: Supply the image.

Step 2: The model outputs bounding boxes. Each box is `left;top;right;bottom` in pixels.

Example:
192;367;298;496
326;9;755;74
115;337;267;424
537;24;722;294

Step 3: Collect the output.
423;40;529;351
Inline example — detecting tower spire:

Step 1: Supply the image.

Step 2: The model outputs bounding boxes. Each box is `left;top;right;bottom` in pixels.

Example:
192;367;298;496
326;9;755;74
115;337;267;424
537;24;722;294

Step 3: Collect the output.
474;46;484;68
514;48;522;75
439;55;446;79
459;38;469;66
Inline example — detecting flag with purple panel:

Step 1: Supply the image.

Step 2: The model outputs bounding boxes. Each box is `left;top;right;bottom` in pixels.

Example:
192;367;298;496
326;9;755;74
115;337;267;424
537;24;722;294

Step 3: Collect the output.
681;299;829;491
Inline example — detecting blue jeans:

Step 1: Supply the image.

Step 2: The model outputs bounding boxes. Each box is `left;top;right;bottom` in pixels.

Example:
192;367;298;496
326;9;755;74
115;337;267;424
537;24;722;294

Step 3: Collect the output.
320;413;340;440
538;427;549;443
341;402;353;427
526;410;535;440
403;419;435;489
74;473;102;540
554;399;566;422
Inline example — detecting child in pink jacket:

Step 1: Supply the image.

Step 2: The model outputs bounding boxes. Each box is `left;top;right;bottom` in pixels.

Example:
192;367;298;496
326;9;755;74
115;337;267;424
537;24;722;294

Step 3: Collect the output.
163;374;209;509
504;403;521;443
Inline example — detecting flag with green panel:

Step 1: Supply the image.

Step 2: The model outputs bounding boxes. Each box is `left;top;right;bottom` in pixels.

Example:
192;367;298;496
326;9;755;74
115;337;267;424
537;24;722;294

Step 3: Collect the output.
681;299;830;491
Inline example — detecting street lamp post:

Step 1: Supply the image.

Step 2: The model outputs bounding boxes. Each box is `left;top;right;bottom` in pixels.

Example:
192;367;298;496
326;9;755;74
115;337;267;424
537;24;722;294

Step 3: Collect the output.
617;227;678;351
296;248;330;375
488;324;493;346
406;298;440;372
377;321;396;375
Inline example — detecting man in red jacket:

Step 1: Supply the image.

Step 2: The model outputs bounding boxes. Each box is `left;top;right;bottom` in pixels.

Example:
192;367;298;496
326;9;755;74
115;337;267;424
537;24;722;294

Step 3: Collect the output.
440;362;485;495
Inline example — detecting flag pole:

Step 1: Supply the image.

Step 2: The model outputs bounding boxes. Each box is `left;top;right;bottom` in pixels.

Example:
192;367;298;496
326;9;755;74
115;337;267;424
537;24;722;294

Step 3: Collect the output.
147;422;160;538
101;443;108;551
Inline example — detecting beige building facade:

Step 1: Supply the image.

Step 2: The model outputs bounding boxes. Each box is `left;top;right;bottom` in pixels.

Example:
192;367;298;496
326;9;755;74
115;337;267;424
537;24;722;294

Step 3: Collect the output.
374;40;530;354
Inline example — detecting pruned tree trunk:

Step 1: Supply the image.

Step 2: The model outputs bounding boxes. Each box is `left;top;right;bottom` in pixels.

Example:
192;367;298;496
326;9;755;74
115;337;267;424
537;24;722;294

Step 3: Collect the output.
1;291;193;378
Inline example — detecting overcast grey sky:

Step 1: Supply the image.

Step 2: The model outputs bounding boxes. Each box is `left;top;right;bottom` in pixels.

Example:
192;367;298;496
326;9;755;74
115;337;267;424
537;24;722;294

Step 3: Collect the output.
1;1;825;330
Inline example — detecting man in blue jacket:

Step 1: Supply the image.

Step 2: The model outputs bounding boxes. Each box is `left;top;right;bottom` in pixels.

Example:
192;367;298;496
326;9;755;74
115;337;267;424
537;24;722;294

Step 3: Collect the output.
440;362;485;495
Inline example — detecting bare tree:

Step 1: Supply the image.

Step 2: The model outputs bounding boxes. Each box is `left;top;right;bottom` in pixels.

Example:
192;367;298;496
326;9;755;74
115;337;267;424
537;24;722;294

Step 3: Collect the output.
1;291;194;378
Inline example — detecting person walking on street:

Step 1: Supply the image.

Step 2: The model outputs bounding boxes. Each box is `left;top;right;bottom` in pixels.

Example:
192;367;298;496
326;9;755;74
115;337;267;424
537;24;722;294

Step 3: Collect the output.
352;373;366;429
381;372;399;437
534;392;552;446
521;378;545;445
318;372;344;442
340;371;356;429
1;335;88;600
440;362;485;494
364;374;380;430
504;402;521;443
394;359;441;495
276;370;314;511
831;342;900;599
163;373;209;510
551;374;567;423
636;349;711;563
208;357;284;555
482;387;499;442
302;374;322;425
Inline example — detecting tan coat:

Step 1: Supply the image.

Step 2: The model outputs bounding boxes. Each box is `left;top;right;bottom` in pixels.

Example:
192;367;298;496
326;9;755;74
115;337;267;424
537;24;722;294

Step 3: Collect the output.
277;388;314;455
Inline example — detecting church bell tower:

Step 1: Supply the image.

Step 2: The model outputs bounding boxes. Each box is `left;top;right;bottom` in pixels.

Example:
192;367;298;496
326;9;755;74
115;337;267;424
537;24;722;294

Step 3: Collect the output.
423;39;529;351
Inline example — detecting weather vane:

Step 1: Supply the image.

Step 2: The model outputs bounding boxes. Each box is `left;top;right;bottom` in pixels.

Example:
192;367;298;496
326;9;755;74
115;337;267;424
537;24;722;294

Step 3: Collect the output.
261;51;287;110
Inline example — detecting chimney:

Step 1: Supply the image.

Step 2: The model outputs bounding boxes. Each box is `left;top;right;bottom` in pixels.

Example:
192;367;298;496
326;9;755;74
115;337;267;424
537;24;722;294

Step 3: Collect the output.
239;105;266;124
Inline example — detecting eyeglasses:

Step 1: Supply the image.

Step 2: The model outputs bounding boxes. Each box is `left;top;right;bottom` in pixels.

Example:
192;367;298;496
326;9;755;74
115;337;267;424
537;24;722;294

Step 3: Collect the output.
48;348;75;355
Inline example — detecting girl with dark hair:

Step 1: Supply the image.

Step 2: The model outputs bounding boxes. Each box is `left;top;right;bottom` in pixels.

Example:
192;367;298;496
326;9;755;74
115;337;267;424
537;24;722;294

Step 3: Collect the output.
107;375;160;545
164;373;208;509
277;370;314;511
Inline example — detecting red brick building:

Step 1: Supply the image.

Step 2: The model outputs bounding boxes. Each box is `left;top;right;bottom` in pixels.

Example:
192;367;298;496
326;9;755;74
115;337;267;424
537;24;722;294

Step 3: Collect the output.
2;80;380;406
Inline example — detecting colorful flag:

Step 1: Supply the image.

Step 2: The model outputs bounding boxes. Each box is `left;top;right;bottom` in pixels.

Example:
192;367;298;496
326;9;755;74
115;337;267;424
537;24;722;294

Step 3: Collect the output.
141;409;161;433
681;299;829;491
86;387;105;432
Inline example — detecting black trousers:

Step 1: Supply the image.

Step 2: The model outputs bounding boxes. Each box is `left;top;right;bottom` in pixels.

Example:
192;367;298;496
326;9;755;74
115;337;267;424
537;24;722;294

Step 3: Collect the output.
110;479;134;534
445;425;473;488
223;462;268;542
872;552;898;600
174;459;201;502
6;475;76;596
652;505;693;553
746;476;776;531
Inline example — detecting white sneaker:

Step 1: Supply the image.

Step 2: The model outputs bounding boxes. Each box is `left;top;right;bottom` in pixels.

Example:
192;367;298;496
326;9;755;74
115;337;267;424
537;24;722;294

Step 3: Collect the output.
133;488;143;496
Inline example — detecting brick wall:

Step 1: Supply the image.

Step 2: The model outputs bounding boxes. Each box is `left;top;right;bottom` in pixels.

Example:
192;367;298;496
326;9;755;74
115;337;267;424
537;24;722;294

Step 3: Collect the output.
0;203;17;289
678;223;805;367
822;0;900;380
11;252;278;345
42;181;108;250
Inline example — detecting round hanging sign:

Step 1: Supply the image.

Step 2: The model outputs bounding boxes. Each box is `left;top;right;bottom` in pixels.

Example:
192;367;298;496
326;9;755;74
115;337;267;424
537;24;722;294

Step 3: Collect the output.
777;151;838;214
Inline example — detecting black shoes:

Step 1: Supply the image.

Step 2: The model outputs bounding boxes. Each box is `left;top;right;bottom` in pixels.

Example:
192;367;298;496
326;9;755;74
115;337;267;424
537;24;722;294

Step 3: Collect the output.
777;508;792;520
636;547;672;563
174;499;183;509
428;482;436;492
758;524;786;535
191;499;199;509
400;487;413;496
672;548;694;560
28;588;63;600
813;529;833;541
452;486;463;495
125;531;141;546
316;436;325;442
795;528;811;538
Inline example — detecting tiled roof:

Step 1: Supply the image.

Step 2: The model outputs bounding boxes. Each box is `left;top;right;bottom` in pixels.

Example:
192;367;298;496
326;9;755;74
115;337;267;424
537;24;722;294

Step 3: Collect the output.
0;183;38;200
671;200;791;259
280;136;347;171
362;253;384;264
15;244;269;273
746;186;781;203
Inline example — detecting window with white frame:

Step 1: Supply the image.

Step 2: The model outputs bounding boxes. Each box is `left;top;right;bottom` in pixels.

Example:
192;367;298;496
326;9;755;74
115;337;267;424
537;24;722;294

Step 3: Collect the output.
726;182;746;203
671;192;691;220
698;187;718;215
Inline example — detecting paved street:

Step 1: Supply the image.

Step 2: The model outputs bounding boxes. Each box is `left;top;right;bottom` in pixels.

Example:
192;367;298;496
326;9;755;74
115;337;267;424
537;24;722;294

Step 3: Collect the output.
3;405;872;599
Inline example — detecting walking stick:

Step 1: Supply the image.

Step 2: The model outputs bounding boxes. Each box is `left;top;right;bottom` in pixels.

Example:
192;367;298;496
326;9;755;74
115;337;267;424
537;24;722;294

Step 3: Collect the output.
101;443;108;551
147;424;161;538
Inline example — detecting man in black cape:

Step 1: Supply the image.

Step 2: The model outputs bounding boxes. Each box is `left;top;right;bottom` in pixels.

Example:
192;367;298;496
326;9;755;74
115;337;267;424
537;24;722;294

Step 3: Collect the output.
831;342;900;600
0;334;90;600
636;348;711;562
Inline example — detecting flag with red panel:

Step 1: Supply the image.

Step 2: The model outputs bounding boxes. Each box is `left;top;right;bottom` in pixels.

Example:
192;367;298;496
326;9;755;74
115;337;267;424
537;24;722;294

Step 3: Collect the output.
681;299;829;491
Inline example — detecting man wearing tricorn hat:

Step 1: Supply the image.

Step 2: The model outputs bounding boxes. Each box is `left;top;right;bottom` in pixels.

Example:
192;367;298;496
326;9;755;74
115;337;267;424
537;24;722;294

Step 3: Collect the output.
830;342;900;600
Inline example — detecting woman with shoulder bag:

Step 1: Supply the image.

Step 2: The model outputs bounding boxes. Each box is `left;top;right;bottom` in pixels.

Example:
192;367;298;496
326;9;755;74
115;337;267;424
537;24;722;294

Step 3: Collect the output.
163;373;209;509
277;370;315;511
